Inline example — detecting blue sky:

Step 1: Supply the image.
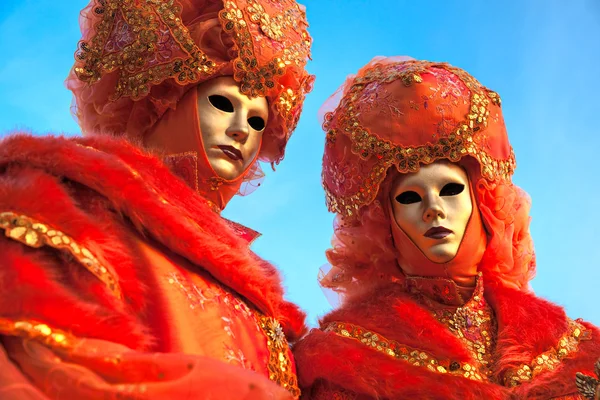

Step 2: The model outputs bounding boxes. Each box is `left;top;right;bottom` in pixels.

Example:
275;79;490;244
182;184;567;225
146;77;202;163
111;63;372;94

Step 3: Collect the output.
1;0;599;327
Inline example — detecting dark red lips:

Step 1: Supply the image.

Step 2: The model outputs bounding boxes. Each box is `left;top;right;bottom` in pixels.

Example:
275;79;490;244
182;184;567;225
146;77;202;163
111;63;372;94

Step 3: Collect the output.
424;226;453;239
217;145;243;161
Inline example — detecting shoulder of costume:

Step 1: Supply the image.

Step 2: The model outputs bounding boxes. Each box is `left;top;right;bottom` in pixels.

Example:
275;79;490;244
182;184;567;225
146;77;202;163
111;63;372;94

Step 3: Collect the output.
294;323;507;400
484;277;600;397
0;132;306;341
295;277;600;398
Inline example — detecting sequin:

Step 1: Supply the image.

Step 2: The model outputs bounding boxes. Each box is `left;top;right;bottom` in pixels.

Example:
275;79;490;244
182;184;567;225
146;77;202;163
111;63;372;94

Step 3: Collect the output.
0;211;121;299
0;318;75;349
429;275;497;379
258;315;301;397
218;0;311;99
503;319;591;387
74;0;217;100
323;321;483;381
322;61;516;218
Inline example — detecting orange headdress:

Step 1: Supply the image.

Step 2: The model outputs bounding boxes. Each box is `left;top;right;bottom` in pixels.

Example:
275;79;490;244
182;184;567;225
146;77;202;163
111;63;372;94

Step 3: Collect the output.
66;0;314;165
320;57;535;299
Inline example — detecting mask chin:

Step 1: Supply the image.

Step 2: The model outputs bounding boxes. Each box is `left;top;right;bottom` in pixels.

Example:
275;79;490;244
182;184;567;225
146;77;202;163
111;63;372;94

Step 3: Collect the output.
389;177;487;284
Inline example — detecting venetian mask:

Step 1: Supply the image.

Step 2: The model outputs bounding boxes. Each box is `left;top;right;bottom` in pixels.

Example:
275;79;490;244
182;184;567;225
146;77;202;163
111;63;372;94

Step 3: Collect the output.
197;76;269;181
390;161;473;263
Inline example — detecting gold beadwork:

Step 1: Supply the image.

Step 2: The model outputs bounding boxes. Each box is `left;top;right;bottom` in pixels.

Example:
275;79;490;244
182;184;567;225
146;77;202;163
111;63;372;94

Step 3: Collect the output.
504;319;591;387
324;321;484;381
74;0;217;100
257;315;301;398
429;275;497;379
219;0;311;98
0;318;75;349
323;61;516;218
0;211;122;299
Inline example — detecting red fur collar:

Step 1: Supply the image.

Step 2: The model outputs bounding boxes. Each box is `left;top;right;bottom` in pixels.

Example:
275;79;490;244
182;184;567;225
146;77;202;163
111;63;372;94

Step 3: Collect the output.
0;133;305;341
296;276;600;399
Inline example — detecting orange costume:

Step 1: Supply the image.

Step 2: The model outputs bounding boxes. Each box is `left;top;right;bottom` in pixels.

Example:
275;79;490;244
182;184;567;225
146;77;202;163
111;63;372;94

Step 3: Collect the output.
293;58;600;399
0;0;313;399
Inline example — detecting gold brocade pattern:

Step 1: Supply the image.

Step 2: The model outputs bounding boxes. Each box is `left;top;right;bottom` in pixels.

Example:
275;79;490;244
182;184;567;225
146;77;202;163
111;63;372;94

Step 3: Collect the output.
504;319;591;387
74;0;218;100
322;61;516;217
323;321;485;381
0;318;75;349
257;315;301;398
0;211;122;299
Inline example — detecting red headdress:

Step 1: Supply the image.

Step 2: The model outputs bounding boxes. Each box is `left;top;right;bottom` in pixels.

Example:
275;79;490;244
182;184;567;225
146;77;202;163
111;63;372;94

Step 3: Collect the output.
66;0;314;165
320;57;535;300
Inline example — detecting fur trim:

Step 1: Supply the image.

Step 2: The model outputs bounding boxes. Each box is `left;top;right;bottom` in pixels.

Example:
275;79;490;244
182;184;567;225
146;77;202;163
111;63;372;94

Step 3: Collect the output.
295;279;600;399
0;133;305;342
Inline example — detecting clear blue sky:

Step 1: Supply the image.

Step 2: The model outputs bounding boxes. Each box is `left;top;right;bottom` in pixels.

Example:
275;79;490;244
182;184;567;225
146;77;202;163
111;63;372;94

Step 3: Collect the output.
1;0;599;327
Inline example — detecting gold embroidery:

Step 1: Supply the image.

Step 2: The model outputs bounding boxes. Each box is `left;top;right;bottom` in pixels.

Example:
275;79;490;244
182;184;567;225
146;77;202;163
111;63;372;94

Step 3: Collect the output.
324;321;484;381
0;318;75;349
429;275;497;379
257;315;301;398
247;1;284;41
504;319;591;387
323;61;516;218
164;272;299;396
219;0;311;98
74;0;217;100
0;212;122;299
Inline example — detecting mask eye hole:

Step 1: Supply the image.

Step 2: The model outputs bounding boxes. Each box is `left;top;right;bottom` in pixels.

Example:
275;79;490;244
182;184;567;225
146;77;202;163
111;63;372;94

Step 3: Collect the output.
248;116;266;131
395;191;422;205
440;183;465;197
208;95;234;113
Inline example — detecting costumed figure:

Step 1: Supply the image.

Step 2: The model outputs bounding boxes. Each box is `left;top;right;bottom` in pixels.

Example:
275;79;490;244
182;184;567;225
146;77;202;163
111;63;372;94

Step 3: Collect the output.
293;57;600;399
0;0;313;399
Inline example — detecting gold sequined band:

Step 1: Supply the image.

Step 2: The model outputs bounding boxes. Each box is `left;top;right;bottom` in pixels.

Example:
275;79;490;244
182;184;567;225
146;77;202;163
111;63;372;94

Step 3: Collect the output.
219;0;311;99
0;211;122;299
74;0;217;100
504;319;591;387
324;321;484;381
0;318;75;349
257;315;301;398
323;61;516;217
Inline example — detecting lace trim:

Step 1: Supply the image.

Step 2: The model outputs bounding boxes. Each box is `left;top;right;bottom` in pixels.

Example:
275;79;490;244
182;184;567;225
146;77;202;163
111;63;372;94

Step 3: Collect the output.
504;319;591;387
323;321;485;381
0;211;122;300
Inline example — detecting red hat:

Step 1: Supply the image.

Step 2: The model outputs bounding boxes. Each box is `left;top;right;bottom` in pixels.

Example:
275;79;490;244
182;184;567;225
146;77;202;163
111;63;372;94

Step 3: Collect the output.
321;58;515;218
67;0;314;164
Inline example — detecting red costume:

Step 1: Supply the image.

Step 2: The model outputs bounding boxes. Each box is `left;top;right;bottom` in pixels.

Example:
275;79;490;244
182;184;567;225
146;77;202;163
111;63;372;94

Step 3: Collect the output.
293;58;600;399
0;0;313;399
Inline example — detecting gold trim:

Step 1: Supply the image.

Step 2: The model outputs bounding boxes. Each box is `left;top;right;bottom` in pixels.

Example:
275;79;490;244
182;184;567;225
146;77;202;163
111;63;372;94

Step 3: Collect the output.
0;211;122;300
324;321;485;381
323;61;516;217
257;315;301;398
219;0;311;98
504;319;591;387
74;0;217;100
0;318;75;349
